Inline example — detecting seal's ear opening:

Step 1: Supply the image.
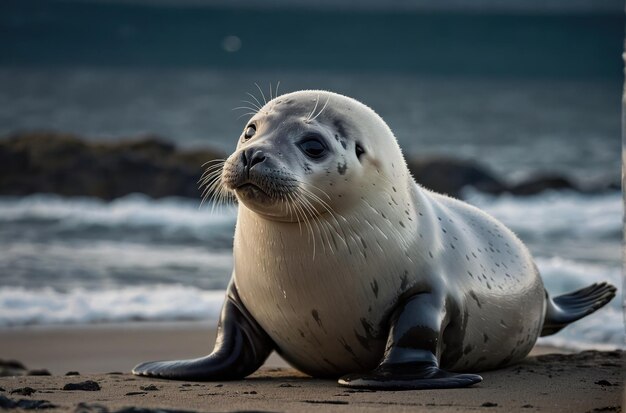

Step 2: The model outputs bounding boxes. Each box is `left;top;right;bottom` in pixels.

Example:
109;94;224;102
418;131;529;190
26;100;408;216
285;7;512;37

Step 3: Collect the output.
355;142;365;160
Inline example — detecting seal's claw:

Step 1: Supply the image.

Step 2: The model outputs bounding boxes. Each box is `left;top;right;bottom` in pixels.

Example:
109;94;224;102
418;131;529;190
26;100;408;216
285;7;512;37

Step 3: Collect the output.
131;360;168;377
338;365;482;390
131;362;147;376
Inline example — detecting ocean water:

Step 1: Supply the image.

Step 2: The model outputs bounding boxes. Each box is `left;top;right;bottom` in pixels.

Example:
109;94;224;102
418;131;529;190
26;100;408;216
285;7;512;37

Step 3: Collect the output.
0;191;621;350
0;1;622;352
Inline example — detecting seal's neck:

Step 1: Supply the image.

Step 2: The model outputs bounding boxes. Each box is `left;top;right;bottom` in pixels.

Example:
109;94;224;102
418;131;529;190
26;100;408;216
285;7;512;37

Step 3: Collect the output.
233;174;439;265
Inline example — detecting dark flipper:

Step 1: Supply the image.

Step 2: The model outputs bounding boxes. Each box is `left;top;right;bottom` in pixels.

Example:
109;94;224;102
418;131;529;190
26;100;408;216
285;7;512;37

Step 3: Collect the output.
338;293;482;390
132;280;274;380
541;282;616;337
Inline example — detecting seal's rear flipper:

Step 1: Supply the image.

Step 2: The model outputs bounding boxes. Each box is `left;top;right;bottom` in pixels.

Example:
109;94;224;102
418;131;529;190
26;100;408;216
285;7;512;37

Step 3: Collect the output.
338;293;482;390
541;282;616;337
132;279;274;380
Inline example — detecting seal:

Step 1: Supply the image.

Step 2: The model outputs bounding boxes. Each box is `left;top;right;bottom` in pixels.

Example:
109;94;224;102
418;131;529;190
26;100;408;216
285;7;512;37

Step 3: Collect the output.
133;90;616;389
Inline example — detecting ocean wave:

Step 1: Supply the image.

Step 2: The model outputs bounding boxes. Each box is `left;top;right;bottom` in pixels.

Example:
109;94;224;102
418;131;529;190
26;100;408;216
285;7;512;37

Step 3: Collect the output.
0;193;237;230
2;241;232;273
0;192;620;350
0;285;225;327
1;191;620;239
465;190;621;239
0;240;233;291
536;256;620;294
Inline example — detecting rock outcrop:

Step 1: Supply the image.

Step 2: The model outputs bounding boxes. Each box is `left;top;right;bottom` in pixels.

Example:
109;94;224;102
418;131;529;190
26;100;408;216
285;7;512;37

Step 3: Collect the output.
0;132;617;200
0;132;222;200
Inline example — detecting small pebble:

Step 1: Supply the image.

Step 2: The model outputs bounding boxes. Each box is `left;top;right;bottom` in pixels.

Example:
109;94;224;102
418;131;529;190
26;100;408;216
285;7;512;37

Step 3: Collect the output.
62;380;101;391
125;391;147;396
0;396;15;409
0;360;26;369
74;402;109;413
482;402;498;407
10;387;36;396
594;380;613;386
0;395;57;410
140;385;159;391
65;371;80;376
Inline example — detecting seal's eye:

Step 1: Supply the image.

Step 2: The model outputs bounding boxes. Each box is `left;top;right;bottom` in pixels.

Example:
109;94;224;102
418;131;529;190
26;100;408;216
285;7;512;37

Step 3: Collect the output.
355;143;365;160
243;125;256;140
299;138;327;159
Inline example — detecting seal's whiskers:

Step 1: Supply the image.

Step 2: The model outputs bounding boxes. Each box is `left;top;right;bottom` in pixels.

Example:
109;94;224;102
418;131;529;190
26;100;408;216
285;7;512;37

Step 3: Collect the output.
198;160;235;212
297;193;334;255
274;81;281;99
246;92;264;110
308;95;331;123
288;192;317;259
254;83;268;105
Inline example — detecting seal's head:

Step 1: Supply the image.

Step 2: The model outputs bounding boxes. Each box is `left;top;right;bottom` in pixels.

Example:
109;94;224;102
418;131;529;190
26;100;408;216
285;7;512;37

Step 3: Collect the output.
217;90;406;221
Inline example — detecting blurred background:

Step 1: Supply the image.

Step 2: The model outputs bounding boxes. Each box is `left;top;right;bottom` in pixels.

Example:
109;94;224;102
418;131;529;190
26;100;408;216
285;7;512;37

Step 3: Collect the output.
0;0;622;352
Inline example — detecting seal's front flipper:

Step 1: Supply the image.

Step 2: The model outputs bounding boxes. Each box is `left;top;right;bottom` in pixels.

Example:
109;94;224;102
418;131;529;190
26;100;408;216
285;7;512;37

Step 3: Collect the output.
339;362;483;390
132;280;274;381
338;293;482;390
541;282;616;337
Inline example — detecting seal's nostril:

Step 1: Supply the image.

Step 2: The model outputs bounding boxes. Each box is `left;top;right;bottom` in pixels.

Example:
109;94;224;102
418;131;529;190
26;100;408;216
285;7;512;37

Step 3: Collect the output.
244;148;266;170
250;152;266;168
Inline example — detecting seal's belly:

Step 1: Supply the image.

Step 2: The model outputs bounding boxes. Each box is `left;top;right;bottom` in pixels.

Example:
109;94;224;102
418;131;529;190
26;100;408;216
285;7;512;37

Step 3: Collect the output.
232;212;423;377
235;249;399;377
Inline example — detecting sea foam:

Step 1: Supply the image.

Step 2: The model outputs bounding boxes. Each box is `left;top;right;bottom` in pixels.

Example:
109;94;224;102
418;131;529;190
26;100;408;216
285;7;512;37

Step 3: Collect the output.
464;190;621;239
0;193;237;232
0;285;225;327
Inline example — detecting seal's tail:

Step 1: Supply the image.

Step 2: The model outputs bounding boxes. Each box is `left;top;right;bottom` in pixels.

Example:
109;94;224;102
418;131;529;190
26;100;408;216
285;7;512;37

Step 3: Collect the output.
540;282;617;337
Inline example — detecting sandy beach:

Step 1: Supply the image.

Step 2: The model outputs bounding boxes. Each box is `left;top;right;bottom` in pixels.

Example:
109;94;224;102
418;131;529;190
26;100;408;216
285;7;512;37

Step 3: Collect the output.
0;322;622;412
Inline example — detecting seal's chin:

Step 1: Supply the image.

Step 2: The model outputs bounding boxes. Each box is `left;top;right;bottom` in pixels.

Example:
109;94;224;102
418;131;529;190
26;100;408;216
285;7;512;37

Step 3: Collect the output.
236;183;270;201
235;183;305;222
234;182;287;219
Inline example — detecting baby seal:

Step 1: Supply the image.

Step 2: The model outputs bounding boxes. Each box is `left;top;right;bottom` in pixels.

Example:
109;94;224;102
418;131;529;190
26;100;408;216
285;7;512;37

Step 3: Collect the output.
133;90;616;389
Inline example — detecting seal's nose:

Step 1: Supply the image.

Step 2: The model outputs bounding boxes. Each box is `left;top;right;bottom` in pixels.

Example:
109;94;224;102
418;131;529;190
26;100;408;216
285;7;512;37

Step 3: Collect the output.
242;148;266;172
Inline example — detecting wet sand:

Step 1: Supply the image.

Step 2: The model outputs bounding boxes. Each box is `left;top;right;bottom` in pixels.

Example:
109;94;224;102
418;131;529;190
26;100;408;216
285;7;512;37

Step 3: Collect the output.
0;322;623;412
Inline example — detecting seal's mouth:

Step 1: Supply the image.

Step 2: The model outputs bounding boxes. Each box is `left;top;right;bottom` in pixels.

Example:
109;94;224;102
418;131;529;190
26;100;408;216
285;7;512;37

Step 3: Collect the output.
235;182;271;201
